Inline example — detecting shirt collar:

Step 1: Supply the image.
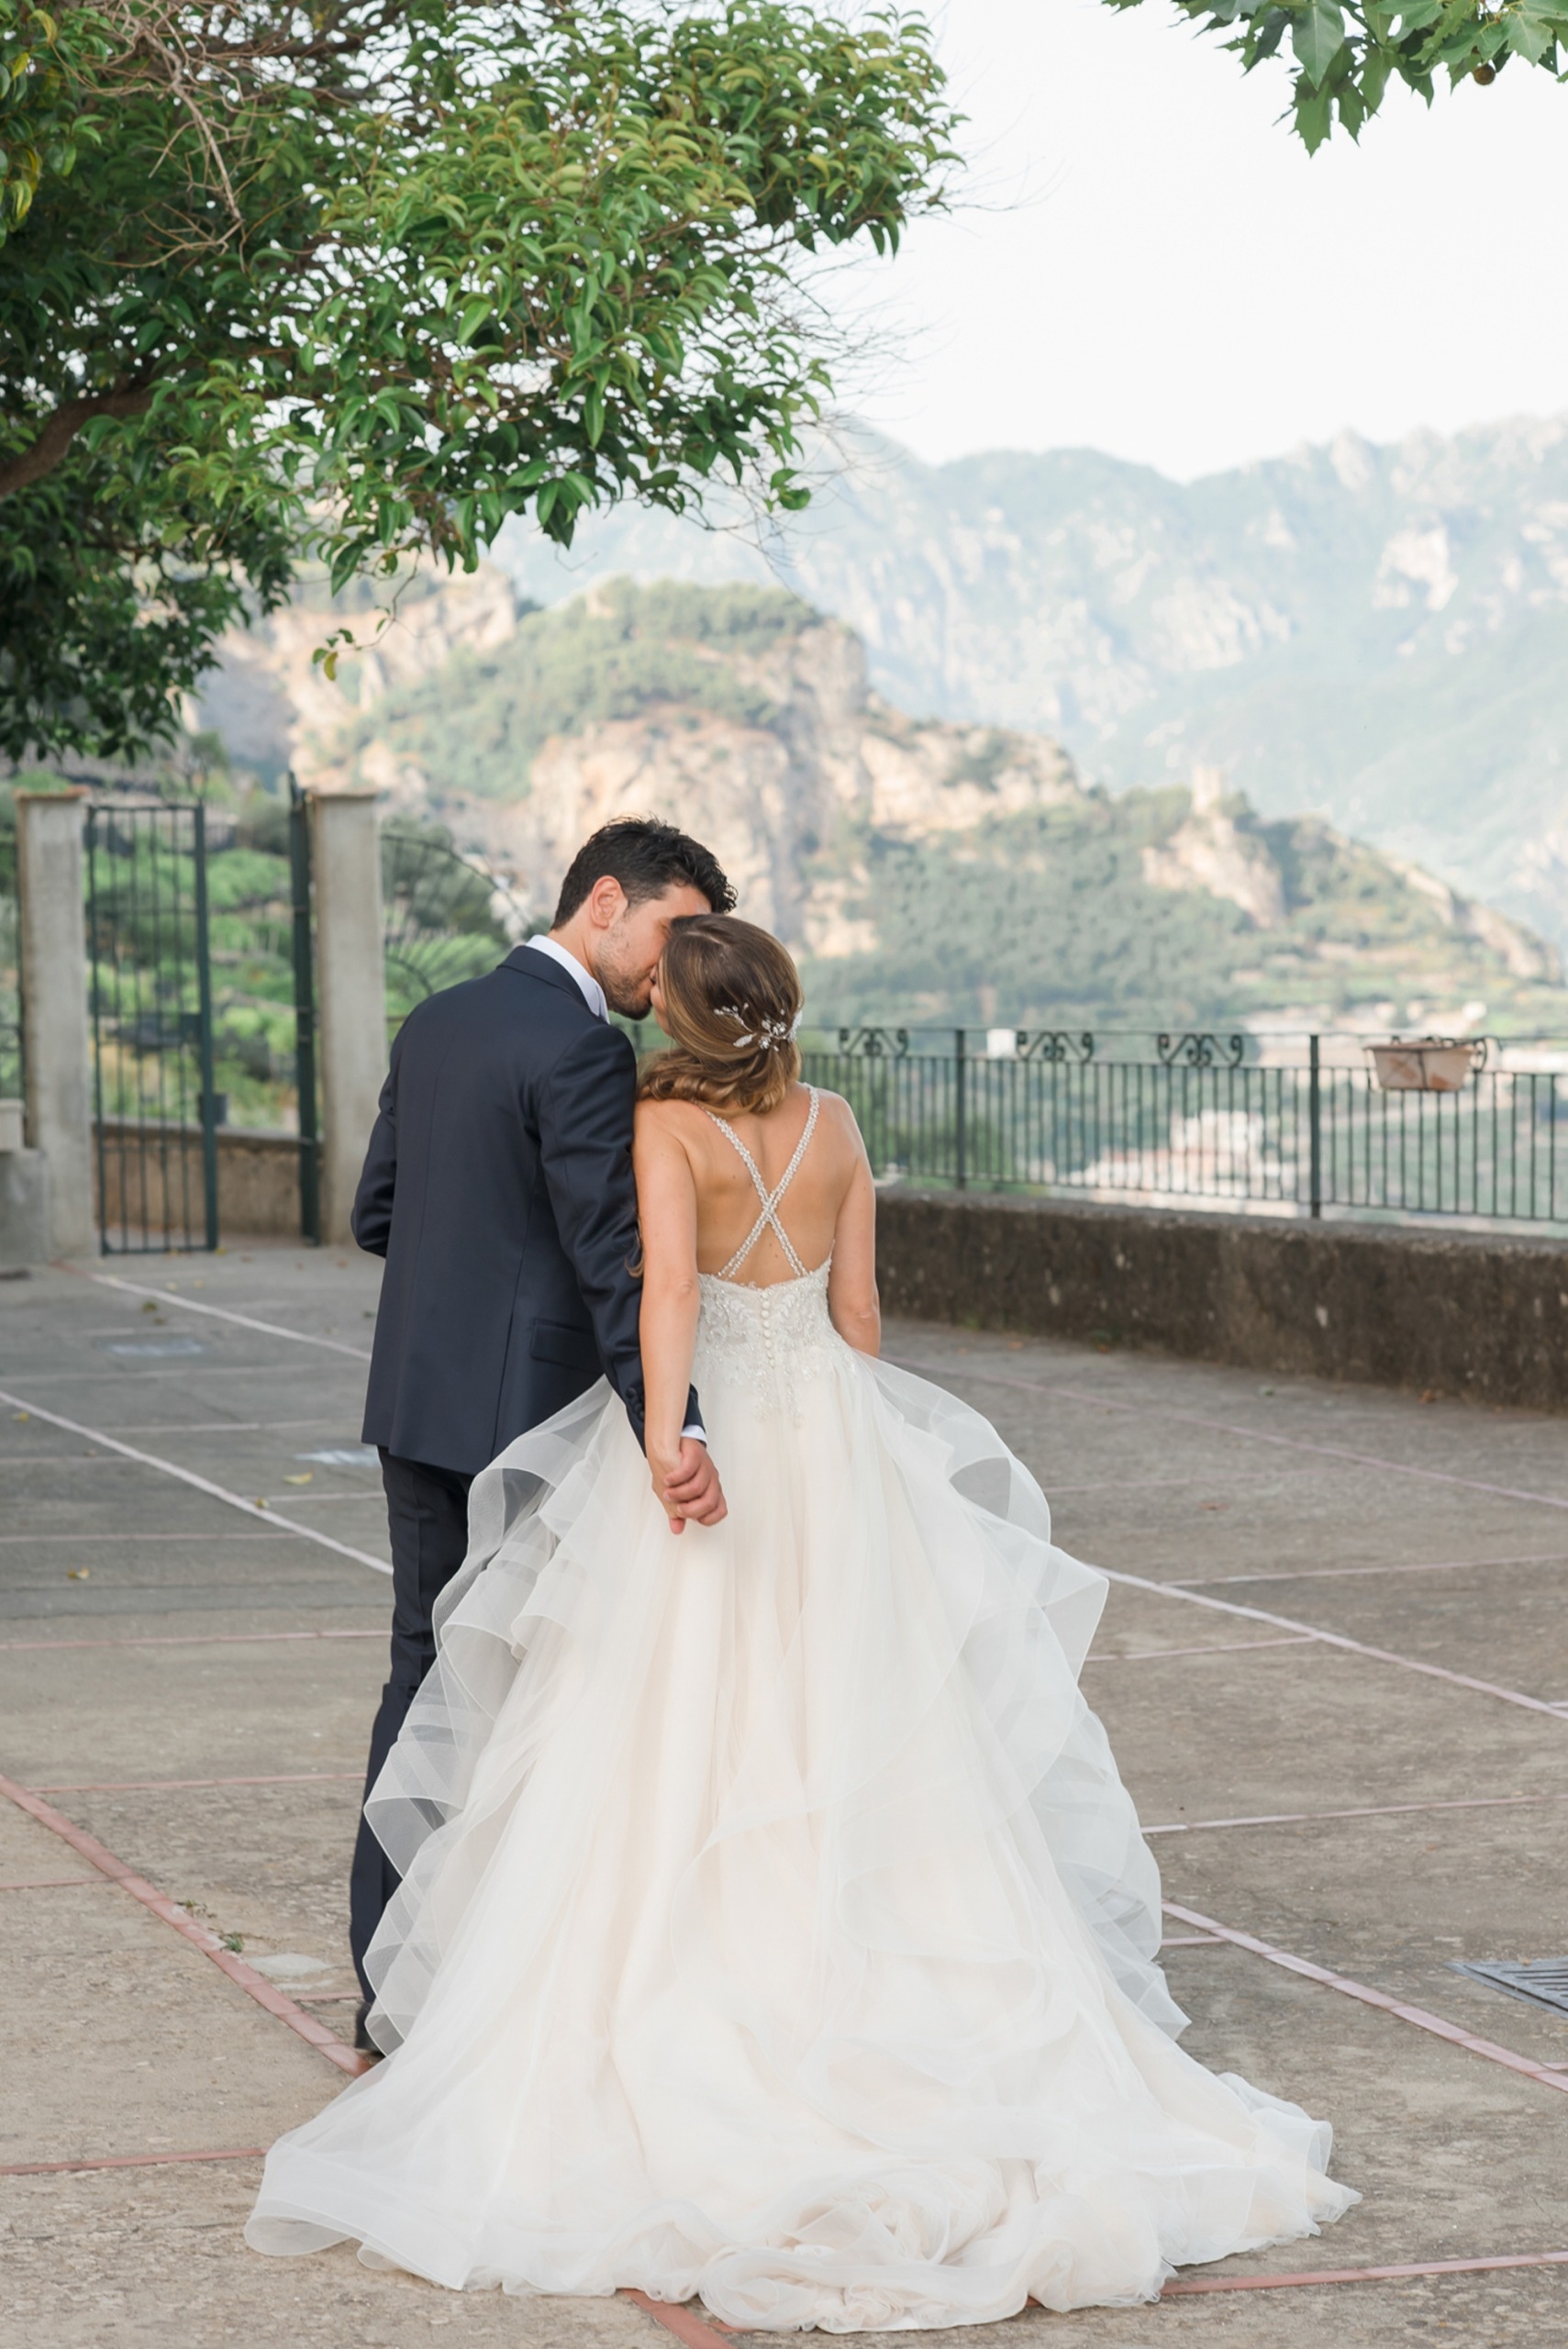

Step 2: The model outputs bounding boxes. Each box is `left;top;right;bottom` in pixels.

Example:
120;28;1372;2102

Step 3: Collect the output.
524;933;608;1022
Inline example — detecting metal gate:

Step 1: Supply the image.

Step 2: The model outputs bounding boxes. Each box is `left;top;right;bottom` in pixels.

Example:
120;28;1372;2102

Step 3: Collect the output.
0;792;20;1109
86;790;325;1253
381;820;523;1037
288;779;321;1244
86;801;220;1252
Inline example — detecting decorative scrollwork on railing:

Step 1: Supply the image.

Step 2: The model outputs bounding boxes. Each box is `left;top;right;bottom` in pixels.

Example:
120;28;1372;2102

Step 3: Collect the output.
1016;1030;1095;1063
1156;1031;1247;1069
833;1026;911;1058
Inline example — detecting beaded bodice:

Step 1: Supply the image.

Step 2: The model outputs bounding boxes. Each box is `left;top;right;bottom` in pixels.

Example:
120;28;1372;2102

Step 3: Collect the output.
694;1262;842;1418
693;1090;842;1415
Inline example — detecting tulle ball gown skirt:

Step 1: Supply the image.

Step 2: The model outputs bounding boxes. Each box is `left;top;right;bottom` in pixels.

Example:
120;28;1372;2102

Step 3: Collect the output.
246;1270;1355;2326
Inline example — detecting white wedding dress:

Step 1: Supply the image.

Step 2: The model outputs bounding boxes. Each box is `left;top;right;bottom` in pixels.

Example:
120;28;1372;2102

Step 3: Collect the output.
247;1093;1356;2325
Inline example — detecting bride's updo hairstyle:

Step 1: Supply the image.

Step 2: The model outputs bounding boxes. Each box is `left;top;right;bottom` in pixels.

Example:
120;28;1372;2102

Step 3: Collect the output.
639;915;803;1117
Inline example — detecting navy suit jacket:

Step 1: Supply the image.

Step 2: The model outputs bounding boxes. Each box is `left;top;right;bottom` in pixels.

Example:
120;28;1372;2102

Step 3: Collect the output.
352;946;692;1475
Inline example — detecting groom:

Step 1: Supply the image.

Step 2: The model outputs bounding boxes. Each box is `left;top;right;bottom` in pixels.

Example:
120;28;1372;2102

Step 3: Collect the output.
347;817;735;2042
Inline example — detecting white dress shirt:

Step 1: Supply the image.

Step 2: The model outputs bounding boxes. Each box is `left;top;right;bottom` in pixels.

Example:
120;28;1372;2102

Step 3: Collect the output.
523;934;703;1447
524;932;608;1020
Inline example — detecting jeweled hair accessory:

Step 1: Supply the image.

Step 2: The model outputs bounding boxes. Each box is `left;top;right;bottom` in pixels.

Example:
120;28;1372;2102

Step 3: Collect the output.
717;1005;804;1052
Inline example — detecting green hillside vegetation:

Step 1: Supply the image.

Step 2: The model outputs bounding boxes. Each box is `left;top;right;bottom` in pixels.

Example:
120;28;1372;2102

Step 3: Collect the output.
1094;604;1568;956
310;574;1568;1034
336;579;815;800
493;417;1568;950
800;796;1568;1031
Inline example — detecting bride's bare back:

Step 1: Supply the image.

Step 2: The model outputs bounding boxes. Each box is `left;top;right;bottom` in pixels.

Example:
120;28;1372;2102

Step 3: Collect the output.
633;1083;881;1475
654;1084;853;1283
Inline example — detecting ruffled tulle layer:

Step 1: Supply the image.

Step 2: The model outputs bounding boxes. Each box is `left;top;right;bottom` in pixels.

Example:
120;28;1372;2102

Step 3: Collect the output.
246;1311;1355;2323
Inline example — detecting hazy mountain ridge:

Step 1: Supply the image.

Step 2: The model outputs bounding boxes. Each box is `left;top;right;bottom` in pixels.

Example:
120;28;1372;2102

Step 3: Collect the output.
217;572;1566;1031
489;414;1568;948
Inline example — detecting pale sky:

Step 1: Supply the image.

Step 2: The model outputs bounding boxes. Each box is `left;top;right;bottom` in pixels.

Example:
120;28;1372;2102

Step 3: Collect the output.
829;0;1568;479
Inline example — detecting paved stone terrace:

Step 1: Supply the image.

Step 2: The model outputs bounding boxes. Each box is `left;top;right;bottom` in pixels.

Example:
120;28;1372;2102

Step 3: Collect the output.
2;1243;1567;2348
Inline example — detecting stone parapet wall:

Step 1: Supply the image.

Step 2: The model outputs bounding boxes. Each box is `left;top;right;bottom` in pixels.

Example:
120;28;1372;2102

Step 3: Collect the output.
0;1147;49;1269
95;1122;314;1244
874;1191;1568;1414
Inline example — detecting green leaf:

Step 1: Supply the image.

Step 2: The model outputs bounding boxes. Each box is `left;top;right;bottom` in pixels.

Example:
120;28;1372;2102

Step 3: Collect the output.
1294;74;1334;145
1505;6;1556;65
456;297;493;347
1292;0;1346;86
1360;45;1396;111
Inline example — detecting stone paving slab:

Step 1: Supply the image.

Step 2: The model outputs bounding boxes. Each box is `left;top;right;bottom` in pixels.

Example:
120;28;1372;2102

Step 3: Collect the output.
2;2165;665;2349
4;1250;1568;2344
58;1780;364;1977
1;1639;381;1784
1093;1636;1568;1821
0;1887;329;2165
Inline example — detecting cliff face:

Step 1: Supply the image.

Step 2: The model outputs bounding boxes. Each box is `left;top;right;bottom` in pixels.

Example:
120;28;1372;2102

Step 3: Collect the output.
490;415;1568;951
270;574;1079;946
197;571;1564;1030
195;565;521;784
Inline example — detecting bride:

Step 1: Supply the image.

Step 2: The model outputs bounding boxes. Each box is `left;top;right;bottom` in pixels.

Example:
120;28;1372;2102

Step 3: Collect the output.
247;914;1356;2325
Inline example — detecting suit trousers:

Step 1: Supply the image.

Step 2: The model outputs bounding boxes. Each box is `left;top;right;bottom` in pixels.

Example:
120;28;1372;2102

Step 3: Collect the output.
349;1450;473;1994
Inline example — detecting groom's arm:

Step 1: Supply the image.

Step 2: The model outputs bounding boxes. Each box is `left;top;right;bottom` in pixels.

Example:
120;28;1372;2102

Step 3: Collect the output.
350;1044;400;1259
538;1021;703;1448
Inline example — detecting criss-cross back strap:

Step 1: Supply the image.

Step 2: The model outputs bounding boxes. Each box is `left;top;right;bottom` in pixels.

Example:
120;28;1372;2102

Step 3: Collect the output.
705;1087;820;1280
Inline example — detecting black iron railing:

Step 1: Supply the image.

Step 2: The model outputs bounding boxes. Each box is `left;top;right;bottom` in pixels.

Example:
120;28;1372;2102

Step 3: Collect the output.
798;1027;1568;1226
86;801;220;1252
381;820;524;1039
0;804;19;1106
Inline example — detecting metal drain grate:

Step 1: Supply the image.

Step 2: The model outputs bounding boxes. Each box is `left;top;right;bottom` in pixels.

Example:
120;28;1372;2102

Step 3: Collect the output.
1453;1957;1568;2016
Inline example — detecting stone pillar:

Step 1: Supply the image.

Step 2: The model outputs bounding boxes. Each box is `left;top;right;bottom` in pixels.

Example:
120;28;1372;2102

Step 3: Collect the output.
16;789;93;1256
310;789;387;1244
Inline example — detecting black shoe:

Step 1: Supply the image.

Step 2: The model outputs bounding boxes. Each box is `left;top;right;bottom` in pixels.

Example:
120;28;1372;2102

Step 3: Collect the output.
353;1998;383;2058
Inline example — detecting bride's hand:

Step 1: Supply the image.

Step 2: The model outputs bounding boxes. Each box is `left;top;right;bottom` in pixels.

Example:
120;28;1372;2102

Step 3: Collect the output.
651;1437;728;1534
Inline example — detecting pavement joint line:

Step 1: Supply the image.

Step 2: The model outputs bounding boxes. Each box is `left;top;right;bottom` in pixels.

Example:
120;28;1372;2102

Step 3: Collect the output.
28;1771;362;1793
1144;1790;1568;1836
0;1453;125;1464
3;1365;350;1383
84;1269;375;1362
0;1531;283;1543
1045;1468;1321;1494
0;1628;384;1652
0;1384;392;1578
1161;1898;1568;2097
1173;1551;1568;1587
0;2145;267;2177
1158;2249;1568;2295
897;1354;1568;1518
0;1874;109;1891
254;1492;383;1506
1098;1561;1568;1718
633;2254;1568;2331
623;2289;738;2349
1085;1635;1316;1664
0;1767;370;2078
95;1420;352;1435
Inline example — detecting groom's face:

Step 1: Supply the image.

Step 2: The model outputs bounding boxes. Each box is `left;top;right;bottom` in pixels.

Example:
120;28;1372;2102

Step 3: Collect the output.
593;882;712;1019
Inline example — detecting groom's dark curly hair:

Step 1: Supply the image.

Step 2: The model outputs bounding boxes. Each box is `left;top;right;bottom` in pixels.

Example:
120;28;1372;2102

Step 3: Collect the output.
552;818;736;925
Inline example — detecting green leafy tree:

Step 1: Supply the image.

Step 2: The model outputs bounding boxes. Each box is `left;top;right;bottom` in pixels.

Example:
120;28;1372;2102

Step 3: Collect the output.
1107;0;1568;150
0;1;955;761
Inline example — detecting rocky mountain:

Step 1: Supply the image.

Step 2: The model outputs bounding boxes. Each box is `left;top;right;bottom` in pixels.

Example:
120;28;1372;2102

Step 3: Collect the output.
487;414;1568;952
207;572;1566;1032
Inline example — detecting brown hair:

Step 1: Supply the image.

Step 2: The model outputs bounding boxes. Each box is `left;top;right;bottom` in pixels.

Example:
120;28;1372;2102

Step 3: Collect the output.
552;818;734;925
638;915;803;1116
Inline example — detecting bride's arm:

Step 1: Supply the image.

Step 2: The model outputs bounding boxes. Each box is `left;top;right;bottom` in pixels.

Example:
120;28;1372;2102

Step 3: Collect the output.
633;1104;706;1525
826;1102;881;1356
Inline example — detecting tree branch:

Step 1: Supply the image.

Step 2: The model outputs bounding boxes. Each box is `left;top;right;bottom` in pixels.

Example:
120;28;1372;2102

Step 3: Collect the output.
0;386;157;499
